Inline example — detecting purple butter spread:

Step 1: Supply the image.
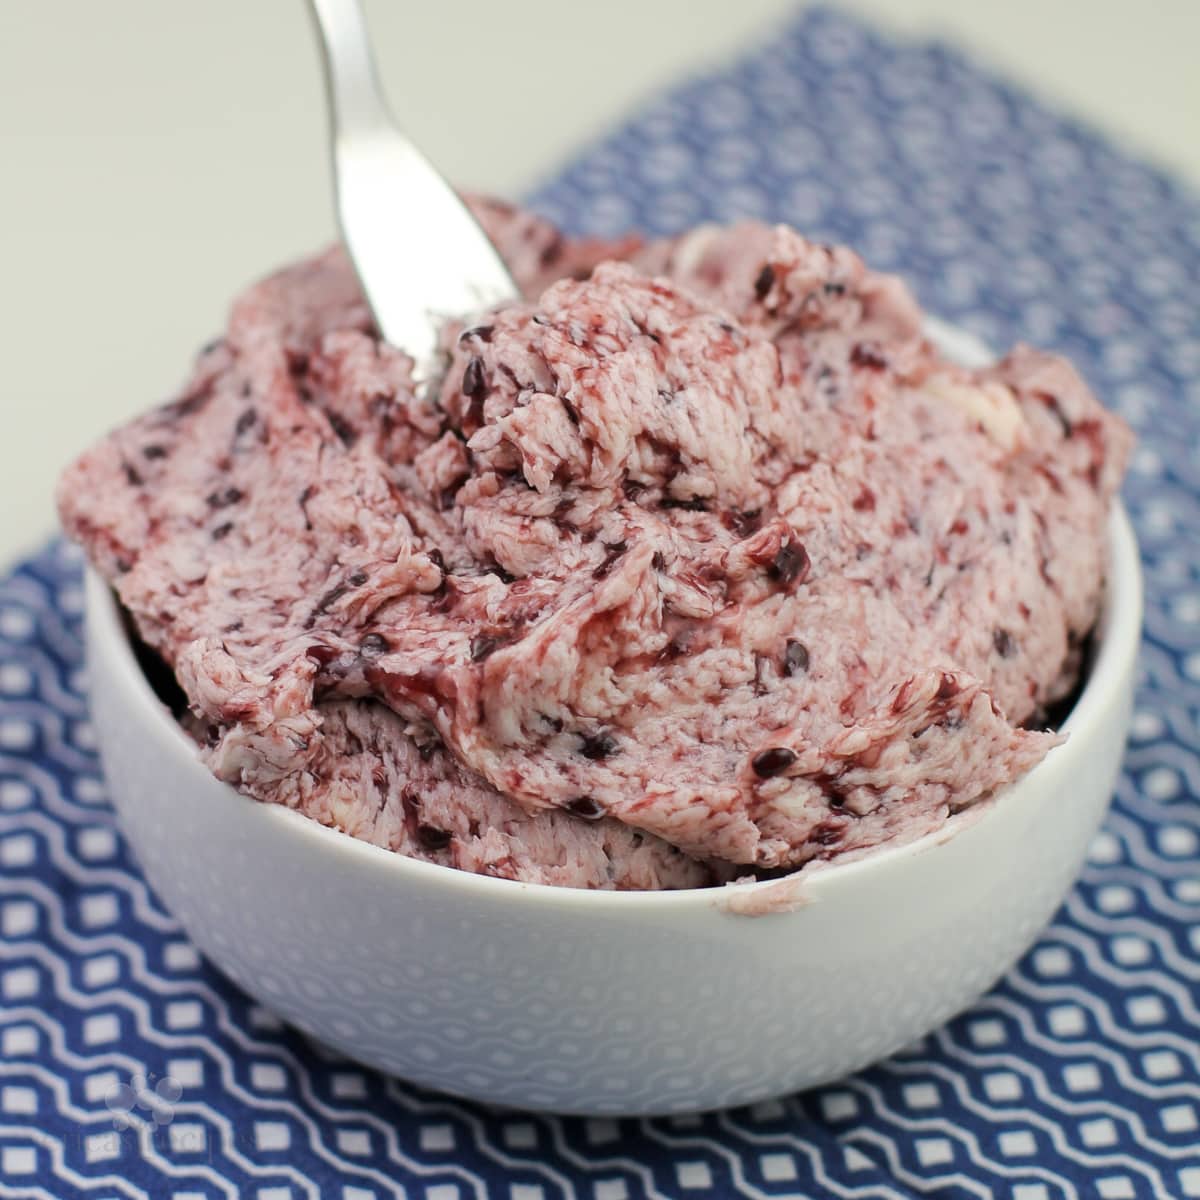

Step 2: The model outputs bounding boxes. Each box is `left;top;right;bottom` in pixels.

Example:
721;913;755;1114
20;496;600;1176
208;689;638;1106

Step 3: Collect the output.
59;198;1131;889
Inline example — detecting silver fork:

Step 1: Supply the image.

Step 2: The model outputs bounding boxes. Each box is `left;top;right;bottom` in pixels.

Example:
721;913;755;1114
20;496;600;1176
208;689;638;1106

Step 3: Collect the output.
307;0;518;374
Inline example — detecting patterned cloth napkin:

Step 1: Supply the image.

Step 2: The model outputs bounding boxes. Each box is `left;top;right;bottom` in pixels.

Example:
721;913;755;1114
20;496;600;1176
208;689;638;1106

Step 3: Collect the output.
2;7;1198;1197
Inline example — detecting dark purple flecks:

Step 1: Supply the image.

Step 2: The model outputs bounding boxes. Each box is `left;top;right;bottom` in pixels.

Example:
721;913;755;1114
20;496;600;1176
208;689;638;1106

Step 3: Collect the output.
592;540;627;580
993;628;1016;658
162;389;211;422
566;796;605;821
811;821;844;847
935;673;960;702
539;232;565;267
726;508;763;538
752;747;797;778
753;653;772;695
463;356;487;399
471;634;506;662
768;539;810;586
305;580;351;628
783;639;810;675
662;494;709;513
298;485;314;529
142;444;168;460
326;411;358;447
754;263;775;301
211;522;233;541
305;642;338;666
207;487;243;509
360;632;389;658
1039;390;1073;437
416;824;452;851
850;343;888;370
499;468;534;490
578;730;618;760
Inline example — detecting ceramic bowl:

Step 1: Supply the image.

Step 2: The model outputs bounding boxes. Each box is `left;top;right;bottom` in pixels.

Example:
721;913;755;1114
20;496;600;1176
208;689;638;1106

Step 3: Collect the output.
84;323;1142;1115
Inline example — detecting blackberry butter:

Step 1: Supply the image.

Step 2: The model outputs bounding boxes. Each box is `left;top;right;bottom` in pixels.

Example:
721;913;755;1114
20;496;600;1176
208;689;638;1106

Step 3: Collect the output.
59;199;1130;889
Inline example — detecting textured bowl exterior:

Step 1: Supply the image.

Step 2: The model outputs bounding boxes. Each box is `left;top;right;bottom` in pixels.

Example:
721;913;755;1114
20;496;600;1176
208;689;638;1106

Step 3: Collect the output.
84;504;1140;1115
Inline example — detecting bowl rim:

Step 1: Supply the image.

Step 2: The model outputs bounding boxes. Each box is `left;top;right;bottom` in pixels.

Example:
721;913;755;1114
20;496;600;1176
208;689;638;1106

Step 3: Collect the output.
84;316;1143;914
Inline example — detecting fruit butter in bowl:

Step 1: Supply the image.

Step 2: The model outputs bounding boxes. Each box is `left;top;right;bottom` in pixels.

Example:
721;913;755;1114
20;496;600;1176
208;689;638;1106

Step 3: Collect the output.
67;200;1140;1113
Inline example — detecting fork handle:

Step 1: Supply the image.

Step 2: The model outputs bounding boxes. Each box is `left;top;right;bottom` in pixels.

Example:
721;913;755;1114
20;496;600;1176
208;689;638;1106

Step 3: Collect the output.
308;0;391;133
305;0;519;370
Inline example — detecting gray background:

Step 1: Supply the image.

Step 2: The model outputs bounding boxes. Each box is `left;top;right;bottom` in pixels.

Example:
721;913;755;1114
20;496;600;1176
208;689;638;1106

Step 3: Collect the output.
4;0;1197;563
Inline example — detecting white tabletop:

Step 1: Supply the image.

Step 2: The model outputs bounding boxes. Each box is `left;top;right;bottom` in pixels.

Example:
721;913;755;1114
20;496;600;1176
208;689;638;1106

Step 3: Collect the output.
4;0;1197;566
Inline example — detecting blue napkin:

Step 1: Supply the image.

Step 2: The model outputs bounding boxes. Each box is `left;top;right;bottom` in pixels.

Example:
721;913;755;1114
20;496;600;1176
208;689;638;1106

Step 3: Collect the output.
3;8;1197;1197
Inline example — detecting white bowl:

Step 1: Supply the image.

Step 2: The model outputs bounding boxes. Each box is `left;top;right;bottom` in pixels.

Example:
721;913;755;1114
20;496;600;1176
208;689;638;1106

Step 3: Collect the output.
84;322;1142;1115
